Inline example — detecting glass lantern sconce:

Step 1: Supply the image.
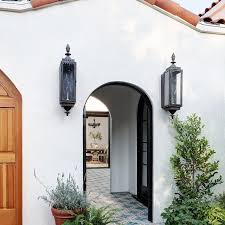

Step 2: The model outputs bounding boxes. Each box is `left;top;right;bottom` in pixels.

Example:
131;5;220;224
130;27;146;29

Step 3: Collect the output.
59;44;76;116
161;53;183;118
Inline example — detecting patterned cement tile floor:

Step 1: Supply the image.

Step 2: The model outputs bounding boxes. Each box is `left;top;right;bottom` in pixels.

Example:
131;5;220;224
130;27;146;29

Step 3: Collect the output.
87;168;151;225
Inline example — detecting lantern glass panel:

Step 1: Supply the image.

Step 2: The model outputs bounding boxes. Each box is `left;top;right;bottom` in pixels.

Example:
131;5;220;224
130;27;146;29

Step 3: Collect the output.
170;71;182;105
61;64;75;102
164;71;170;107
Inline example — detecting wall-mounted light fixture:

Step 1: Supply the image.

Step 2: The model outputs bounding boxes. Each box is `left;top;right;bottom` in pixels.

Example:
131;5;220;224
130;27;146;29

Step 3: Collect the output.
161;53;183;118
59;44;76;116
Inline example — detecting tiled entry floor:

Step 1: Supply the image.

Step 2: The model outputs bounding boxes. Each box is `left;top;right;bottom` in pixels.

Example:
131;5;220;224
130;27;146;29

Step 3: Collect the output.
87;168;151;225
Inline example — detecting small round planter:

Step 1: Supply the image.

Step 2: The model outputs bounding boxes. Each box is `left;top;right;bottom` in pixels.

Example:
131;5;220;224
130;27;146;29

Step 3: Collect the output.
51;208;86;225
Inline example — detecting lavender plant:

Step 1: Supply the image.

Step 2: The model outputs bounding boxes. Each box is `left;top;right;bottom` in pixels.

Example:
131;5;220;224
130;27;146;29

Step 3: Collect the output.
35;171;89;212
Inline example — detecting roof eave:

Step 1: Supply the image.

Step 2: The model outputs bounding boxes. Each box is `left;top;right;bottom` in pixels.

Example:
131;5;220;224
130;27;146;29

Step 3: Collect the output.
138;0;225;35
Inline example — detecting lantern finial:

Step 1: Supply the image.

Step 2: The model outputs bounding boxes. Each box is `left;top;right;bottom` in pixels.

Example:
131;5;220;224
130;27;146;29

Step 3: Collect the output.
171;53;176;64
65;44;71;56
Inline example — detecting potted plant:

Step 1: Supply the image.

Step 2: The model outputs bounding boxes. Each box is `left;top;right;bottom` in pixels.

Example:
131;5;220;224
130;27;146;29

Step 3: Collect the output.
35;171;89;225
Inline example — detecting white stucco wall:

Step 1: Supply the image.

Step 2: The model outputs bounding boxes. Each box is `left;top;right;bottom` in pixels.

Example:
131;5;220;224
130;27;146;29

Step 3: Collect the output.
0;0;225;224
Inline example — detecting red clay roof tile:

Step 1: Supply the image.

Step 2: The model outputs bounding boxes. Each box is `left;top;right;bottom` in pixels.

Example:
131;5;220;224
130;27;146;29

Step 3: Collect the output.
199;0;225;25
31;0;59;8
144;0;200;26
199;0;221;17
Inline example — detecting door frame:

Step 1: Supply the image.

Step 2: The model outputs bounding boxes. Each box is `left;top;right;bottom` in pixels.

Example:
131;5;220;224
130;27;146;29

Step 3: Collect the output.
137;95;153;221
0;70;22;225
83;111;110;191
83;81;153;222
85;111;110;169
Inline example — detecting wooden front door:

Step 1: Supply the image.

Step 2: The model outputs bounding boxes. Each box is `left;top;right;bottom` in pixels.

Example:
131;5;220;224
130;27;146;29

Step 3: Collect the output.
0;71;22;225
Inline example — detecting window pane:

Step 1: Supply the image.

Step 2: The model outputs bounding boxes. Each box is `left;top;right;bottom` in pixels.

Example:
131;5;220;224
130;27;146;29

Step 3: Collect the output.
164;72;170;106
143;151;147;165
170;73;177;104
176;72;181;105
62;64;75;101
142;143;147;152
143;121;147;142
143;104;147;120
170;72;182;105
142;165;147;187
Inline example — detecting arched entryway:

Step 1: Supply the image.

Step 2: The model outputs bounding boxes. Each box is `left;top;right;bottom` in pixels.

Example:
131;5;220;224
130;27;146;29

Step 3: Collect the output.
83;81;153;222
0;70;22;225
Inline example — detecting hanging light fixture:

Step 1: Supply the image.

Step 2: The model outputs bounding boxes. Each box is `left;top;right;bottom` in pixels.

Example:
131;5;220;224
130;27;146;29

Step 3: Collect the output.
88;118;101;128
161;53;183;118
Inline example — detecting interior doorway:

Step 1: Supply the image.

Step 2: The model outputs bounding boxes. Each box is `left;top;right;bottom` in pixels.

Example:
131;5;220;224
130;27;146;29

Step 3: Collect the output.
83;82;153;223
85;110;110;169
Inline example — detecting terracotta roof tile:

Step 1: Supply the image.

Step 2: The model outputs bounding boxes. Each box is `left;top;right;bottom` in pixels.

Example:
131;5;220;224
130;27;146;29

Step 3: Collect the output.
31;0;59;8
199;0;221;17
144;0;200;26
202;17;225;24
199;0;225;25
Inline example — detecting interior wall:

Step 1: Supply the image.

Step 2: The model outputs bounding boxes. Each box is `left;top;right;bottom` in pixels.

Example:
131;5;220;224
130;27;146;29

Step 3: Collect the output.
86;116;109;149
93;85;141;194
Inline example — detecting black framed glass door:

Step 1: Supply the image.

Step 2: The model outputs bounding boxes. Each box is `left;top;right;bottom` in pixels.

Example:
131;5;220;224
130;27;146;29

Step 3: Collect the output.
137;96;152;221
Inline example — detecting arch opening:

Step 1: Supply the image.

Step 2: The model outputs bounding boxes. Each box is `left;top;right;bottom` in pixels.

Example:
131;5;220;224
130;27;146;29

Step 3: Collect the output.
83;81;153;222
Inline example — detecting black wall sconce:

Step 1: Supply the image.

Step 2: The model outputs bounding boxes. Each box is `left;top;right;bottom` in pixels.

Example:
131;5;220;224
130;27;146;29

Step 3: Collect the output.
161;53;183;118
59;44;76;116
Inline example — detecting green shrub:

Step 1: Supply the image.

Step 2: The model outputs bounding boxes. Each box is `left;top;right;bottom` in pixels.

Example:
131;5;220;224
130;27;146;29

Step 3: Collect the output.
63;215;88;225
206;204;225;225
161;198;209;225
170;114;222;199
85;206;119;225
161;114;223;225
162;199;225;225
63;206;121;225
215;193;225;210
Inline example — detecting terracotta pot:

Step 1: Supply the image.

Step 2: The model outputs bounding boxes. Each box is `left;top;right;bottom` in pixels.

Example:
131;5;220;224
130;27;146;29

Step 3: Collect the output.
51;208;86;225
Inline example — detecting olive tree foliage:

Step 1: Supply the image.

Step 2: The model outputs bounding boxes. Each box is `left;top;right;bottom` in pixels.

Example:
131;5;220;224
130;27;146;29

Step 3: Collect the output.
162;114;223;225
170;114;222;200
